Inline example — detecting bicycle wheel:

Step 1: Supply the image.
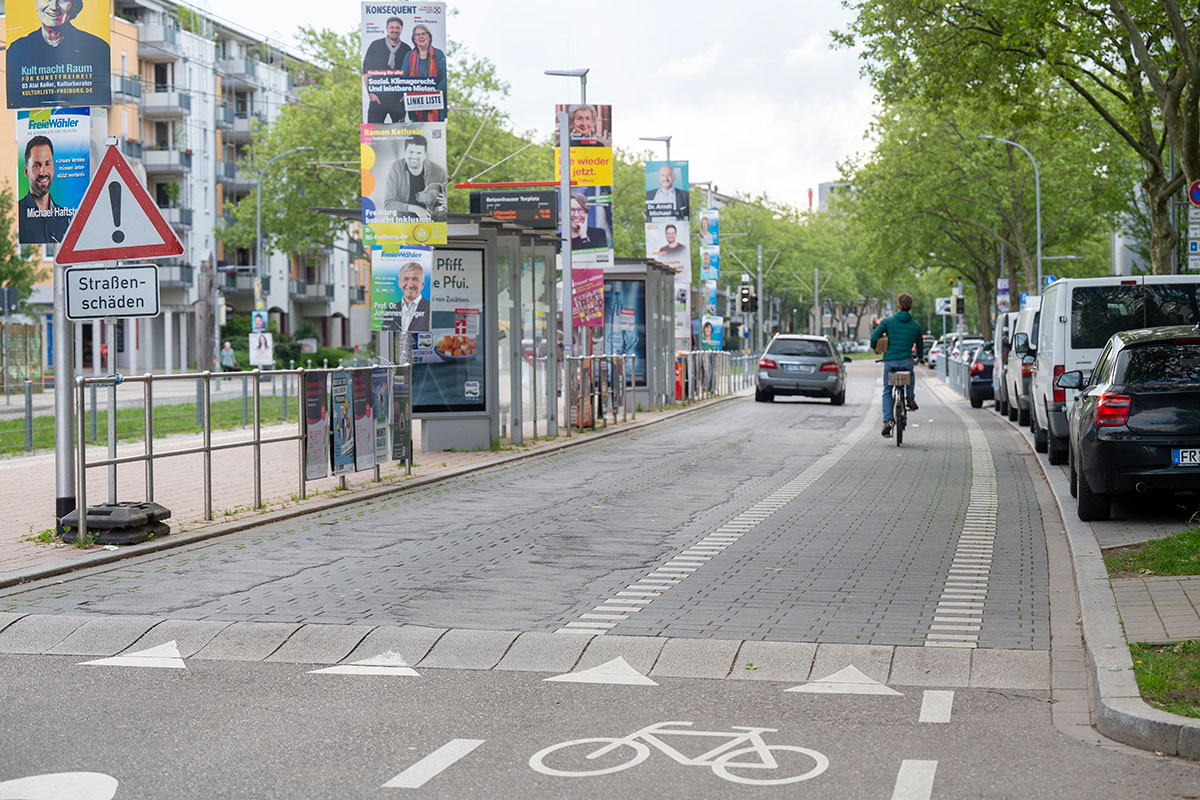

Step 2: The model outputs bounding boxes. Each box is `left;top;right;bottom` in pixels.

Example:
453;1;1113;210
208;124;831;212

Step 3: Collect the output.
529;737;650;777
893;395;904;446
710;744;830;786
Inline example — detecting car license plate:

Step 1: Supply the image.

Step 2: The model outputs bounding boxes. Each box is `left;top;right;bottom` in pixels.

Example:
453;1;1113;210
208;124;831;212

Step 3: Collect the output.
783;364;813;373
1172;448;1200;466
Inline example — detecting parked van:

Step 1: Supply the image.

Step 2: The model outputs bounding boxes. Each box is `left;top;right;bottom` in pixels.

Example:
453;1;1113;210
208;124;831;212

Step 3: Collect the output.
1027;274;1200;464
992;311;1019;416
1006;298;1040;426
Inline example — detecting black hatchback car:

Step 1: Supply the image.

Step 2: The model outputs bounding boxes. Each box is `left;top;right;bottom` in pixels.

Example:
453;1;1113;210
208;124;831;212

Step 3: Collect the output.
1058;325;1200;521
967;343;995;408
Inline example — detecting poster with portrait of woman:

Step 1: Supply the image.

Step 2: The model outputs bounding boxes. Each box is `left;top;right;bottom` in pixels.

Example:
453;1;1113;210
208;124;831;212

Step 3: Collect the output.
7;0;111;108
360;2;447;123
561;187;612;253
248;332;274;366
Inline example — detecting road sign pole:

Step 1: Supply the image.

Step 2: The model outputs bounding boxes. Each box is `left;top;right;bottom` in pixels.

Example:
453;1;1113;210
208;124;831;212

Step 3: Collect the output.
53;254;75;536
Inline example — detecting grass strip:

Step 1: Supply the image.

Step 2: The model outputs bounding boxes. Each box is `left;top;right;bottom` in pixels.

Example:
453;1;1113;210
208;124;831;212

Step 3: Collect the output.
0;396;299;456
1129;641;1200;718
1104;526;1200;577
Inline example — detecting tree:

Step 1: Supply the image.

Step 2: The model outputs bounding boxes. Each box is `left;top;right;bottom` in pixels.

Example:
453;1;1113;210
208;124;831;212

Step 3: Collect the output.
842;0;1200;274
0;180;45;304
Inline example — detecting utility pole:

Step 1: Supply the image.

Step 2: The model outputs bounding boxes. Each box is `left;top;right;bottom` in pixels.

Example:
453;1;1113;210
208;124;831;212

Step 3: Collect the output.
813;267;820;336
756;245;764;351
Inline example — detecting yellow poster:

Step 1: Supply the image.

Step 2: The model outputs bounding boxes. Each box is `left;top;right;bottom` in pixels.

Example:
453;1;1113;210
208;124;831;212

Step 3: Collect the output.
554;147;614;188
6;0;112;108
361;122;447;245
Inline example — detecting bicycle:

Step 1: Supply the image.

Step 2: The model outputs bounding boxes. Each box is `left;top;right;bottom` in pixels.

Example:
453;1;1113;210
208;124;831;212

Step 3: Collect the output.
528;720;829;787
879;359;923;446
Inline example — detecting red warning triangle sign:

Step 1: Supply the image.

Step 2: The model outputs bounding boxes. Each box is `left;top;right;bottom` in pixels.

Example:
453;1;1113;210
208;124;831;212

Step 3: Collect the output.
55;145;184;265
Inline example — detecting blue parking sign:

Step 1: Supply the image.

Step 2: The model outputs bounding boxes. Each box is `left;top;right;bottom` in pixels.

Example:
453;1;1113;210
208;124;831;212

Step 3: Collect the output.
1019;291;1030;309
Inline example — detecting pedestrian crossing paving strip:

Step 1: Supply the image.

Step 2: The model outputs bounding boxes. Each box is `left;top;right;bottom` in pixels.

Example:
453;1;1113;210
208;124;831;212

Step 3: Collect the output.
555;409;879;635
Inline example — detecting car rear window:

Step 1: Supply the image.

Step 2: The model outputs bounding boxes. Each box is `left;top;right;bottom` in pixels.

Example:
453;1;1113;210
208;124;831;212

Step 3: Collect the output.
1072;286;1140;349
1117;342;1200;386
767;339;831;357
1144;283;1200;329
974;345;995;364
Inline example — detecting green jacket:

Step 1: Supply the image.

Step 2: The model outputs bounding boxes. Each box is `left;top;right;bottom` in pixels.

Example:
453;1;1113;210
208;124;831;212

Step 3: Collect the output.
870;311;924;361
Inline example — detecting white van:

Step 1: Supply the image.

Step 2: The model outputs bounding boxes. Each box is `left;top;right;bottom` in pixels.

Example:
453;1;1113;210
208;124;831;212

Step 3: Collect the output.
992;311;1019;416
1028;275;1200;464
1006;298;1040;426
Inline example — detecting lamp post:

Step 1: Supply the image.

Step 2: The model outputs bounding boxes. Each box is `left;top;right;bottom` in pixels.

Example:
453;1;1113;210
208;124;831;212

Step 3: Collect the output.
545;68;589;360
639;135;672;161
979;135;1042;295
256;146;313;281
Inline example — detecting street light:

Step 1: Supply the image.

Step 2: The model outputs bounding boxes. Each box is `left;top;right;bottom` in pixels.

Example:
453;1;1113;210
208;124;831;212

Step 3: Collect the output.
978;135;1042;295
639;135;672;161
256;146;313;281
544;68;589;103
546;69;590;358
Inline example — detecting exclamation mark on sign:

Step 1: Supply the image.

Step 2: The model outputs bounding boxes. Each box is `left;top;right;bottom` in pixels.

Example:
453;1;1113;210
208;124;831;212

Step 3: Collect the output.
108;181;124;243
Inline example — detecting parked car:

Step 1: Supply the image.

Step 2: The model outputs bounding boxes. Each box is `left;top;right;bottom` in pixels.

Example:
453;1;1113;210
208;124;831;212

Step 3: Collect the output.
1059;325;1200;521
1007;298;1041;426
914;335;935;360
993;311;1019;417
928;341;944;369
756;334;850;404
967;343;995;408
1030;275;1200;465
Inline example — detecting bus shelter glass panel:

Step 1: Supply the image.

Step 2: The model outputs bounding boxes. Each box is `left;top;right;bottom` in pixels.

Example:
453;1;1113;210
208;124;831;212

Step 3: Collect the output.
496;245;512;430
533;254;550;426
520;256;537;426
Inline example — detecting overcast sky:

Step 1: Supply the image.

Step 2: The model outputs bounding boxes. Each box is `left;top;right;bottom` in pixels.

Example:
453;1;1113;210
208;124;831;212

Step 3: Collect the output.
199;1;878;209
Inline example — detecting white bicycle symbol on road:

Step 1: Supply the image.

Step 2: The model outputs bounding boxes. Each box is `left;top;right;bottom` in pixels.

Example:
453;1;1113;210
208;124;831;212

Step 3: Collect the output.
529;720;829;786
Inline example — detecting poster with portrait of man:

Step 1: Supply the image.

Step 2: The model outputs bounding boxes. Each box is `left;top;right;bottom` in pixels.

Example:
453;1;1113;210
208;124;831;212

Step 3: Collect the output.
15;107;89;244
360;2;447;123
6;0;111;108
700;245;720;282
645;220;691;275
644;160;689;221
361;122;447;245
370;243;433;332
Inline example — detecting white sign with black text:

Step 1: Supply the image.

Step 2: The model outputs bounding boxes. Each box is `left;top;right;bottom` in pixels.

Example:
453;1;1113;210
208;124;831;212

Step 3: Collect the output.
65;264;160;321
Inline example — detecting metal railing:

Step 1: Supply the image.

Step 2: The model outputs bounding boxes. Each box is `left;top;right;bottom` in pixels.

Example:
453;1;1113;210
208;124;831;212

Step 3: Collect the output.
674;351;751;402
72;365;413;546
563;355;635;436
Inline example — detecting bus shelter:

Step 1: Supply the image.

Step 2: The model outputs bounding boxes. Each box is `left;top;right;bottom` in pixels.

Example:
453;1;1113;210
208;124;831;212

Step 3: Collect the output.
602;257;674;412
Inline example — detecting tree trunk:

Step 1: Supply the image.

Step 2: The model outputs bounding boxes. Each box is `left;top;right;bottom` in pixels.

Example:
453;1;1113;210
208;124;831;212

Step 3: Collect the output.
1145;175;1177;275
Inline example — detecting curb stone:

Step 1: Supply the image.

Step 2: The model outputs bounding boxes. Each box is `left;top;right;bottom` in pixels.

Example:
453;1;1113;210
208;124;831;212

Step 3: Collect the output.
0;392;745;591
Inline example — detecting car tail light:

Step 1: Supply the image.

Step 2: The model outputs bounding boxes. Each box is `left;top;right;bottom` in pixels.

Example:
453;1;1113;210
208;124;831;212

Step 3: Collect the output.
970;361;985;374
819;361;839;373
1052;365;1065;402
758;358;777;370
1021;361;1033;377
1095;393;1131;426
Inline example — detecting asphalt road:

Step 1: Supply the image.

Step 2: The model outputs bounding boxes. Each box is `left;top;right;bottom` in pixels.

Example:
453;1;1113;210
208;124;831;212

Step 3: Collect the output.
1;362;1197;798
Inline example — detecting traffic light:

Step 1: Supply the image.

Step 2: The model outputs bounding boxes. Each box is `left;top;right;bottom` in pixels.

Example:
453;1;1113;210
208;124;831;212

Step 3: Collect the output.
948;277;955;288
748;295;758;313
739;285;752;312
955;297;965;315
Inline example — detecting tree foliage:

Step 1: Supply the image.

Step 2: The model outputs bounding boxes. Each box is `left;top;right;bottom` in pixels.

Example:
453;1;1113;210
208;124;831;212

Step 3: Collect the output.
0;180;45;303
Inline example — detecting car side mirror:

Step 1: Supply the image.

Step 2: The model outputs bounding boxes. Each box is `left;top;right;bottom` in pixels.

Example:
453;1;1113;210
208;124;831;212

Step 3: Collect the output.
1056;371;1083;390
1012;332;1029;356
843;357;851;363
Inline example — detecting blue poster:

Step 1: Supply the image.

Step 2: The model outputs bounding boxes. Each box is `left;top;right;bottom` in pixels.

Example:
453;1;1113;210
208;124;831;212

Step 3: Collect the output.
330;371;355;475
699;208;719;247
603;279;646;385
700;245;720;281
16;108;91;244
701;314;724;350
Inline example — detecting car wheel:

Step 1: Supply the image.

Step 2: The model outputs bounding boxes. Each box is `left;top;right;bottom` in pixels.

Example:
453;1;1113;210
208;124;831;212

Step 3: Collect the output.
1068;450;1078;498
1048;437;1068;465
754;388;767;402
970;395;983;409
1008;393;1019;421
1017;403;1030;426
993;396;1001;412
830;389;845;406
1033;416;1048;453
1076;467;1111;521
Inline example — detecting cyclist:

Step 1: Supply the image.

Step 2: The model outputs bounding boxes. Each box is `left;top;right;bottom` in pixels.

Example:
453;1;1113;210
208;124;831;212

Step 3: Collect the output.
869;293;925;438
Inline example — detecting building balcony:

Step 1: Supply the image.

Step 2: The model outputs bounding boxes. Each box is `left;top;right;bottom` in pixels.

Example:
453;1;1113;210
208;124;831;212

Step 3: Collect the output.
350;286;366;305
232;166;257;194
221;271;269;294
288;280;334;303
215;105;234;128
215;160;236;182
141;89;192;118
138;24;181;62
158;263;195;287
118;138;143;161
218;57;259;89
112;74;141;100
161;206;193;230
227;112;264;143
143;148;192;176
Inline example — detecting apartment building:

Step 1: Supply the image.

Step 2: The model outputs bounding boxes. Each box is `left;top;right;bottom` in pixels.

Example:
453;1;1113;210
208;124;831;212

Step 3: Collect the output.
2;0;369;375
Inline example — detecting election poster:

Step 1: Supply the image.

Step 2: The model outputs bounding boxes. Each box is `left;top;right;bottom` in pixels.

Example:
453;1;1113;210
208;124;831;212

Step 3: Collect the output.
470;190;557;229
645;220;690;274
644;161;690;221
248;332;274;366
360;2;447;123
700;208;720;247
554;104;611;148
564;187;613;253
304;373;329;480
391;368;411;461
572;257;606;329
361;121;447;245
674;277;691;349
331;371;355;476
700;245;720;282
604;279;647;386
352;369;375;472
16;108;90;245
701;314;723;350
410;248;487;413
705;280;718;315
371;367;390;463
371;244;433;332
6;0;111;108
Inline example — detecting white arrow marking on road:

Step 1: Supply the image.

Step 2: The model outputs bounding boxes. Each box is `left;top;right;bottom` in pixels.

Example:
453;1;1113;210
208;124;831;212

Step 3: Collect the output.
919;690;954;723
0;772;118;800
383;739;484;789
309;651;419;676
785;665;902;696
79;641;186;669
544;656;658;686
891;759;937;800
